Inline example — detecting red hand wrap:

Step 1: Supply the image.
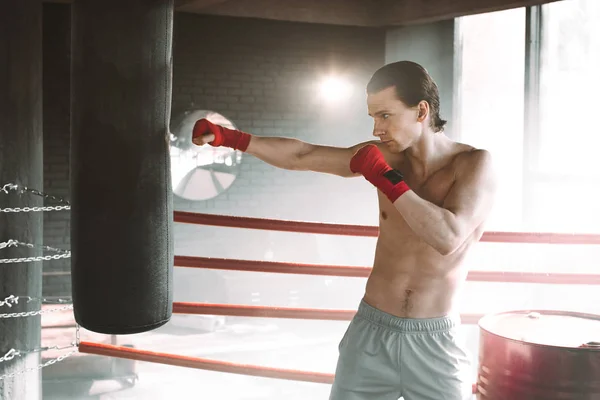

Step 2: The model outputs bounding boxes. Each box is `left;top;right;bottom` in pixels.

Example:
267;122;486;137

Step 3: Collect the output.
192;118;251;152
350;144;410;203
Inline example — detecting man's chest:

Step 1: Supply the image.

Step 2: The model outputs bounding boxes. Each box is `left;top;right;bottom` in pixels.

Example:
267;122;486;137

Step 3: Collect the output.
403;169;456;207
383;151;457;207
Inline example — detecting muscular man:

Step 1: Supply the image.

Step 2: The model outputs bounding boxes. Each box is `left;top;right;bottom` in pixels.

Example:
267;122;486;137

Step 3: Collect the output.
192;61;496;400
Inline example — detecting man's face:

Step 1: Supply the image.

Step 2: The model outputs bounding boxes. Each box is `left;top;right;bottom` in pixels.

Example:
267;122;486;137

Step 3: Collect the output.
367;86;423;153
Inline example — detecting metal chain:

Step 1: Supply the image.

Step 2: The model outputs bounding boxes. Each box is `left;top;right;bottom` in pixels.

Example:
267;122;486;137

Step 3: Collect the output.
0;349;76;381
0;252;71;264
0;304;73;319
0;205;71;213
2;240;70;254
0;239;71;264
0;350;19;363
1;295;72;308
20;186;70;205
1;342;77;363
0;184;18;194
38;296;73;305
0;240;18;250
0;182;70;213
0;323;80;380
1;183;70;205
0;183;77;379
0;295;19;308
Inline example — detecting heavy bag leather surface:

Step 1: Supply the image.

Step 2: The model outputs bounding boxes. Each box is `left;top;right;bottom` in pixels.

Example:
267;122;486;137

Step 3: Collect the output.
70;0;174;334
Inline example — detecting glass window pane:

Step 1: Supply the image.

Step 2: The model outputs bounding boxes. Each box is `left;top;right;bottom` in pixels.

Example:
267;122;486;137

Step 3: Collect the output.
457;8;526;231
538;0;600;174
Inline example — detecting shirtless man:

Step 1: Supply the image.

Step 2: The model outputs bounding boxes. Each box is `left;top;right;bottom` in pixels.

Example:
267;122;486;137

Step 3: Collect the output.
192;60;496;400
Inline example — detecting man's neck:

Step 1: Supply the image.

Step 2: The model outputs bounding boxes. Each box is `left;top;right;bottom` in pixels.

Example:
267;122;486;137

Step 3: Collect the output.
405;130;449;179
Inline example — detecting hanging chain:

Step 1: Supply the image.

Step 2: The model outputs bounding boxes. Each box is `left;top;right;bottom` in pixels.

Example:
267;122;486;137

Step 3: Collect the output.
0;295;19;308
18;186;70;205
0;182;70;213
0;206;71;213
4;240;70;254
0;184;78;379
0;350;19;363
0;303;80;380
0;304;73;319
0;324;80;380
0;253;70;264
0;349;76;381
0;239;71;264
1;295;72;308
0;342;76;364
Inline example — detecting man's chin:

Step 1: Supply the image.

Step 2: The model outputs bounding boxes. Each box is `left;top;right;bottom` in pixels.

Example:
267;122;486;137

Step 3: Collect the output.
384;141;404;153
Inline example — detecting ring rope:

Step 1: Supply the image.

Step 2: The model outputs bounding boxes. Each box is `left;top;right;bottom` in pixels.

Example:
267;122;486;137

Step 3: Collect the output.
175;256;600;285
171;302;484;325
174;211;600;245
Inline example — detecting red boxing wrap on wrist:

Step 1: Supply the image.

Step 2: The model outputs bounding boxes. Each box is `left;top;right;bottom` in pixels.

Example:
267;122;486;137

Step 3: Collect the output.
350;144;410;203
193;118;251;152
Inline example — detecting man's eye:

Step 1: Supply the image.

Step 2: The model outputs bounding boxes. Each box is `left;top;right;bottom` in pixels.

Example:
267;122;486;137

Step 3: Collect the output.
382;114;390;119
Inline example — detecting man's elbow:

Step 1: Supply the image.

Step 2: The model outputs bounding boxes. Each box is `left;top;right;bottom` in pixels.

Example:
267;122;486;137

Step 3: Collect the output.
435;235;464;256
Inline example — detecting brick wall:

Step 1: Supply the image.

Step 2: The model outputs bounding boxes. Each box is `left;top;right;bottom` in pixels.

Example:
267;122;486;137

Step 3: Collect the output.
41;7;386;299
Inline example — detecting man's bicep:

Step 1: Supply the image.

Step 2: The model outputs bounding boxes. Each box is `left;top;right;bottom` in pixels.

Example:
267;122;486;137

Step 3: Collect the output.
443;150;497;235
301;140;377;177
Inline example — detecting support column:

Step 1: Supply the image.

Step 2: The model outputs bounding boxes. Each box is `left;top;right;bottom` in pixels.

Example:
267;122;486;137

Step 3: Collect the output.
0;1;44;399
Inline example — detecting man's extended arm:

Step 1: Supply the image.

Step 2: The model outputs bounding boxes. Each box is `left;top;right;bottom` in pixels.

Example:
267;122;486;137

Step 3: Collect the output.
350;145;496;255
192;118;372;177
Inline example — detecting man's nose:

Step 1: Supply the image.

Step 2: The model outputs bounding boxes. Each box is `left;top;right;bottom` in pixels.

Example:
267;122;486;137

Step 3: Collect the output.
372;128;384;137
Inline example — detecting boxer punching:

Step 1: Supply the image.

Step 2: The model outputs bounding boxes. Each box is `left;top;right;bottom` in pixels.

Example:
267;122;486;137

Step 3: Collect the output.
192;61;496;400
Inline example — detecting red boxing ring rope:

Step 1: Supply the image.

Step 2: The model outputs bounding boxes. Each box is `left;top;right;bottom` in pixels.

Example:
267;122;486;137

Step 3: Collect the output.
174;211;600;245
76;210;600;396
170;302;485;325
175;255;600;285
78;341;336;384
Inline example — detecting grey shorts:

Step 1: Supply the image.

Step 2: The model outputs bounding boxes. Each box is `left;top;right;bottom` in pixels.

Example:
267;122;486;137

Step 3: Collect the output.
329;300;473;400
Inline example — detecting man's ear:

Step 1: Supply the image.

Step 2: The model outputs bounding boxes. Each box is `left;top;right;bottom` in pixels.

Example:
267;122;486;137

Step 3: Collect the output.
417;101;429;122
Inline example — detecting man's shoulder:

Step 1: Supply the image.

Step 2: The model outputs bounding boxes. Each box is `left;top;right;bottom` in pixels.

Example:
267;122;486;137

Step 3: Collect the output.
452;146;495;190
453;144;492;171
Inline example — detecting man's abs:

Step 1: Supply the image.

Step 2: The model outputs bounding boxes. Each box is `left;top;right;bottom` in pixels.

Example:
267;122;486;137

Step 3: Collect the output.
363;209;477;319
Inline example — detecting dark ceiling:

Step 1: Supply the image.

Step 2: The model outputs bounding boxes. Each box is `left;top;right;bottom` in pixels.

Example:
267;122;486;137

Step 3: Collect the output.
174;0;559;27
49;0;560;27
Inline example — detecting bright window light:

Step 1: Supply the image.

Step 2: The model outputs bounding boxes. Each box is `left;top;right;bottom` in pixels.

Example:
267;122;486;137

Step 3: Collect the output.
319;76;353;102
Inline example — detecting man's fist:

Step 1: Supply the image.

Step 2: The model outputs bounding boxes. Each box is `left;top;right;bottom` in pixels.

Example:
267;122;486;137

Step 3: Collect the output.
350;144;388;176
350;144;410;203
192;118;252;152
191;119;216;146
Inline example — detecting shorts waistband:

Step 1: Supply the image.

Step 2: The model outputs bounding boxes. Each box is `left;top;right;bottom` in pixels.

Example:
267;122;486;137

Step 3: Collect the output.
356;299;460;333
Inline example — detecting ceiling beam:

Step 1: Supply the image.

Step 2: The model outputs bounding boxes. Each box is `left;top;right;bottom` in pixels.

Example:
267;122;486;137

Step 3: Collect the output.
175;0;231;10
177;0;379;27
380;0;561;26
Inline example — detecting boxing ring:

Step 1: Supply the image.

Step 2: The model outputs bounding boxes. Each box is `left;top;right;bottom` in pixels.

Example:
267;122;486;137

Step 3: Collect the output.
2;1;599;397
73;210;600;396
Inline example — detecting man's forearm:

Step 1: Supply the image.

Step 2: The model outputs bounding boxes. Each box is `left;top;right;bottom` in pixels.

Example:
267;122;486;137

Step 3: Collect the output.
393;191;462;255
245;136;312;171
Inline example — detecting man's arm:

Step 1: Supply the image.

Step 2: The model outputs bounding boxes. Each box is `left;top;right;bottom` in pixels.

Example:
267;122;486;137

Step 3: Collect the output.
193;118;373;178
393;150;496;255
246;136;373;177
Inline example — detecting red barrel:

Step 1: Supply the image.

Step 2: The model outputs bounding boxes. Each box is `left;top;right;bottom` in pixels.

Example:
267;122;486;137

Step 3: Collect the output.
477;310;600;400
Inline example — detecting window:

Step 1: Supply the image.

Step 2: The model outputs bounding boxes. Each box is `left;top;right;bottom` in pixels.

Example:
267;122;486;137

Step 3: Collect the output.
528;0;600;232
537;0;600;175
456;8;526;231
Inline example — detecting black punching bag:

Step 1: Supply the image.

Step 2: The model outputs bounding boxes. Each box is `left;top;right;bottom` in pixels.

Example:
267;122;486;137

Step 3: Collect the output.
71;0;174;334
